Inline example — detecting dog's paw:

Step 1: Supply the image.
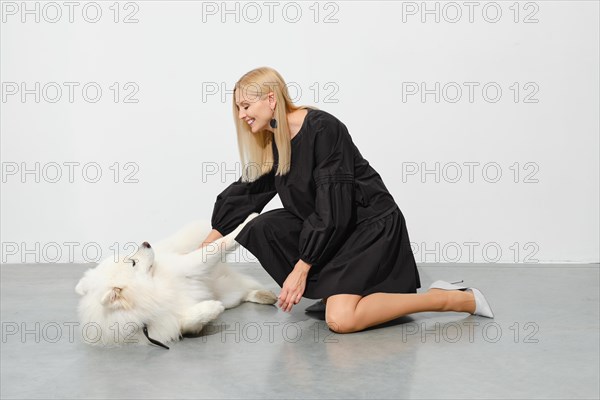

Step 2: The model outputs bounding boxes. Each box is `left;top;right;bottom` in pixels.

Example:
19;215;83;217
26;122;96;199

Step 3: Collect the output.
181;300;225;331
244;212;259;224
199;300;226;321
228;212;260;245
222;236;240;252
75;279;87;296
75;272;93;295
245;289;278;305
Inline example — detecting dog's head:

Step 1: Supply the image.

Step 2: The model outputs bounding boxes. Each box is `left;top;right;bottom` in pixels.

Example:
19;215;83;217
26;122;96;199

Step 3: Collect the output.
75;241;156;310
74;241;175;346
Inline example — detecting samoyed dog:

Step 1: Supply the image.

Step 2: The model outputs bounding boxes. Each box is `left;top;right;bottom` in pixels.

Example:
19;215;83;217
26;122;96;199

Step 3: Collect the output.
75;213;277;349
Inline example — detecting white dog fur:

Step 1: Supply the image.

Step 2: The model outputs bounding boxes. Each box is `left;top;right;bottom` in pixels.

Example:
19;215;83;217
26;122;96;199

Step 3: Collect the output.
75;212;277;347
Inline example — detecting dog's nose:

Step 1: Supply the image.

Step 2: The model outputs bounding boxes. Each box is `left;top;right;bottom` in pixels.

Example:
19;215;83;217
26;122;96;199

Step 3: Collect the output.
142;242;151;248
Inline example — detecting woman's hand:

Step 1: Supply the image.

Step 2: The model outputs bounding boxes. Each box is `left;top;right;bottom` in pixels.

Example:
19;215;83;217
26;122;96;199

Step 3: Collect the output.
278;260;312;312
188;229;223;253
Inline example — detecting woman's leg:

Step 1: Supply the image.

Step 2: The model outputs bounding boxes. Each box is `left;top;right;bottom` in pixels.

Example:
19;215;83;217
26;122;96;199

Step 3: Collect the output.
235;208;306;287
325;289;476;334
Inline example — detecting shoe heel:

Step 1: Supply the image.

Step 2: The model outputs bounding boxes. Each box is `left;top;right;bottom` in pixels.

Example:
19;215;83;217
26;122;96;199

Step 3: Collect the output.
428;280;494;319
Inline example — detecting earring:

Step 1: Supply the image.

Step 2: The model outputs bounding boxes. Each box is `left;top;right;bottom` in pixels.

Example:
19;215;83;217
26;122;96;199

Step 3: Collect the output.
269;108;277;128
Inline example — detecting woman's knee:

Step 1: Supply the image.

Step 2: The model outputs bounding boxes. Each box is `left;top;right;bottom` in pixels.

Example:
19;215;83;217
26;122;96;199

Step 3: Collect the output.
241;212;272;239
324;295;362;334
242;209;289;238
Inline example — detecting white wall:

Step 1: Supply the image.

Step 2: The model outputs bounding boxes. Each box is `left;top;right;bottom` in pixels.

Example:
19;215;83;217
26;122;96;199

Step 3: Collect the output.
1;1;598;264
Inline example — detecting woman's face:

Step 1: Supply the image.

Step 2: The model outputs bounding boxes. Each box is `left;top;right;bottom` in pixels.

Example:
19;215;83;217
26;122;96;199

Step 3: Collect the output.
235;88;275;133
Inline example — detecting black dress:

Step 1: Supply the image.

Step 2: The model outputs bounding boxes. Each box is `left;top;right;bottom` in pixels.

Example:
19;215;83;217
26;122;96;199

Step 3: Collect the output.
210;108;421;299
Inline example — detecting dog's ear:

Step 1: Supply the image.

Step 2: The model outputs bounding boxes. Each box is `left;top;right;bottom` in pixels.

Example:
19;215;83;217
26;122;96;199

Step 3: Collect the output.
101;287;121;304
100;287;131;309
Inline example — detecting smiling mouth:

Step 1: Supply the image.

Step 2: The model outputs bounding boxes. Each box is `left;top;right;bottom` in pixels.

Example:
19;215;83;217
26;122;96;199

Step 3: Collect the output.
247;118;255;126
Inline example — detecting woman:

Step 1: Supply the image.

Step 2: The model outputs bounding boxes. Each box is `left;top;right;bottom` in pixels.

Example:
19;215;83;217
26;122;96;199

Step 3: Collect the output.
199;66;494;334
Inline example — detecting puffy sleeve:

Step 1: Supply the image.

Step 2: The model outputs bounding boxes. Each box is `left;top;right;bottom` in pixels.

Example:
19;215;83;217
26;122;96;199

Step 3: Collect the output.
211;168;277;236
297;119;356;268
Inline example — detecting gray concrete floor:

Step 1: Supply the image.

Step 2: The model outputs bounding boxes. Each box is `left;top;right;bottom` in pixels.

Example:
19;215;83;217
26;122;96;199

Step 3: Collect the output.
1;263;599;399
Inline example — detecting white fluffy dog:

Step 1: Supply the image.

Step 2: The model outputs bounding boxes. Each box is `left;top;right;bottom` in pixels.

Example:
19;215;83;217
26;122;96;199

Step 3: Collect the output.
75;213;277;348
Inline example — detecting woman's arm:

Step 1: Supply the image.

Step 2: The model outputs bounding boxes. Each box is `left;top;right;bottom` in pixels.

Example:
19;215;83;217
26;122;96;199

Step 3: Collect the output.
211;171;277;238
197;228;224;249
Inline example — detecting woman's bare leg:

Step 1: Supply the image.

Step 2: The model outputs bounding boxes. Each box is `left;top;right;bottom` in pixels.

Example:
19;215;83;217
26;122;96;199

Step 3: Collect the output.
325;289;476;333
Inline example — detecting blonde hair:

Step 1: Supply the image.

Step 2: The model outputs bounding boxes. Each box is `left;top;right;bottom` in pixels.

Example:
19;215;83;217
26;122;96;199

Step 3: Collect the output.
232;66;319;182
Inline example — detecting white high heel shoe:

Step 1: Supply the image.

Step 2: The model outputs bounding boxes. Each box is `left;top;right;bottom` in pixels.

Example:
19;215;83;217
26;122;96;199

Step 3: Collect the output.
428;280;495;318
